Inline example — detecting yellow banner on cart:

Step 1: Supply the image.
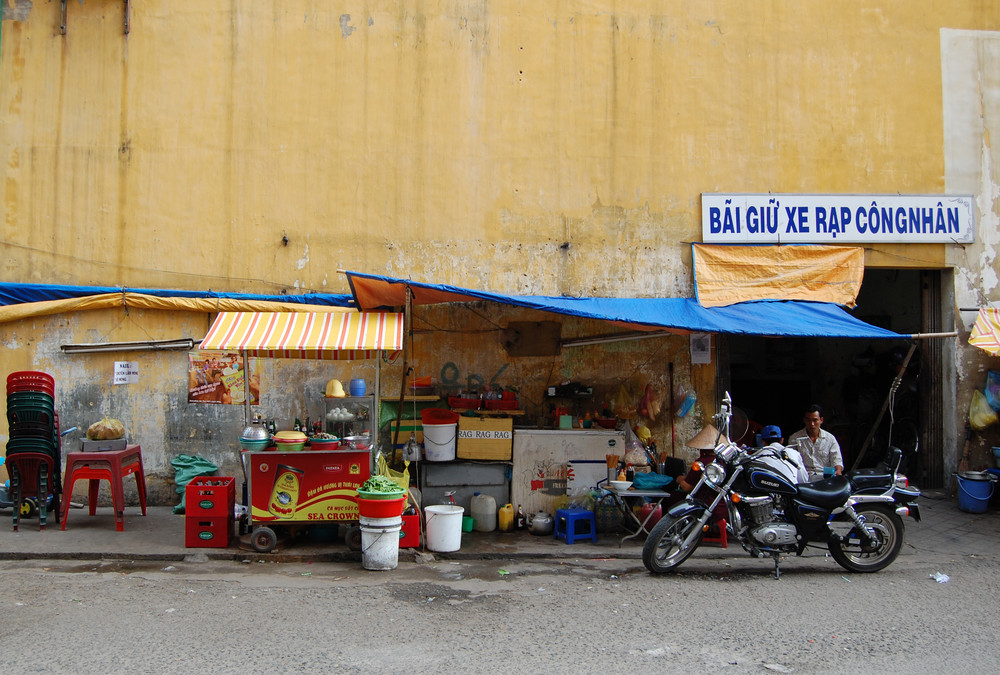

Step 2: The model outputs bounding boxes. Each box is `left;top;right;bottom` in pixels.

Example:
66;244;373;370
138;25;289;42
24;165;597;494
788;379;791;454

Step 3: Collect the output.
252;488;360;523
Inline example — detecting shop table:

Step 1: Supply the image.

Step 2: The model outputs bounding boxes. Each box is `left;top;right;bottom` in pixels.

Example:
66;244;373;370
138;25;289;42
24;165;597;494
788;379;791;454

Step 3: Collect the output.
61;444;148;531
603;485;679;546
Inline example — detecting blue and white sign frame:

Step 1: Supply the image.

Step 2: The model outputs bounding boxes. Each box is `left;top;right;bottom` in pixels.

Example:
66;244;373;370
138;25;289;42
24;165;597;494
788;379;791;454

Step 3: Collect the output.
702;193;974;244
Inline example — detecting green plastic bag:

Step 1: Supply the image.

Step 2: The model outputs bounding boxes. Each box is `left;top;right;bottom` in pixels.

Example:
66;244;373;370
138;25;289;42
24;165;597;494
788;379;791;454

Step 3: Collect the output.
171;454;219;514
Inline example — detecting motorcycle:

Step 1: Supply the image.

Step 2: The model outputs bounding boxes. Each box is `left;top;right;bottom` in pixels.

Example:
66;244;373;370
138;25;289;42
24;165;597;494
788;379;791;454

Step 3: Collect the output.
642;393;920;578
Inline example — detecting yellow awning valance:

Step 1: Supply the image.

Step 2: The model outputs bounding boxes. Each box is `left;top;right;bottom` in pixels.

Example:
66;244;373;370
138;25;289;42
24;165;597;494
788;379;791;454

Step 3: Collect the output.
693;244;864;308
199;311;403;360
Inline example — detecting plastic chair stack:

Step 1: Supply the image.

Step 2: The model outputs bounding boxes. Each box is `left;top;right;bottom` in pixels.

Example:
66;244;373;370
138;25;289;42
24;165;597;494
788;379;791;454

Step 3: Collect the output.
5;371;61;530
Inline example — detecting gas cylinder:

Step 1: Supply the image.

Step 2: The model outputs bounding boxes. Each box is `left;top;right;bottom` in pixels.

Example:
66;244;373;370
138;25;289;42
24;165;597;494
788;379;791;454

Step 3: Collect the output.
498;503;514;532
639;503;663;533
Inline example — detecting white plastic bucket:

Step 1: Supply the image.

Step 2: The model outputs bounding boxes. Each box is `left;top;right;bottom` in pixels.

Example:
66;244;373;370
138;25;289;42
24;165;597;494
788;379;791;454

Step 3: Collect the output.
361;515;402;570
424;504;464;552
423;422;457;462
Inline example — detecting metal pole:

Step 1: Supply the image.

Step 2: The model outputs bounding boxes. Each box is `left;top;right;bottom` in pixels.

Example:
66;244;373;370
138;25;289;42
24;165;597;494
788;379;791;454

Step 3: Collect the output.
242;349;251;428
850;342;918;471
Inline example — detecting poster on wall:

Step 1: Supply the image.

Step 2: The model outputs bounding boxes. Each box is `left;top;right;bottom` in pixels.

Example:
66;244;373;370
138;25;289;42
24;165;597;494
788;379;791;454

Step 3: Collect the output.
188;351;259;405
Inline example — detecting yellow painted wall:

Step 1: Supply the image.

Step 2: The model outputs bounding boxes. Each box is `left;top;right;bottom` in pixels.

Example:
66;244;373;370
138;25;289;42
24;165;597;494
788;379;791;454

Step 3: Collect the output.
2;2;998;498
2;2;988;295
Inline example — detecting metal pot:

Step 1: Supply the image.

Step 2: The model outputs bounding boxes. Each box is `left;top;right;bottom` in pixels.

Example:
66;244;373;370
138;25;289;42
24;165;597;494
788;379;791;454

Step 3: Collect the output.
527;511;554;536
343;435;372;450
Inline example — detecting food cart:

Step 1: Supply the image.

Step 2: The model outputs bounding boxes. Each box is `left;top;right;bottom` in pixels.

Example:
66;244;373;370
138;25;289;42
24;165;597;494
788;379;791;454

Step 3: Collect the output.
199;310;404;552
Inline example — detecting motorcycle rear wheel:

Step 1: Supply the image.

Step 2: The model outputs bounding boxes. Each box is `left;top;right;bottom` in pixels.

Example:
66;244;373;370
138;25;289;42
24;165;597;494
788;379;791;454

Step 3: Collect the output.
828;504;903;573
642;511;704;574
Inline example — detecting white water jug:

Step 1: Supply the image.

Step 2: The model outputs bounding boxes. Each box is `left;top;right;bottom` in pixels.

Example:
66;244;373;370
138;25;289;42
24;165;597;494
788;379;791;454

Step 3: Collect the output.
470;492;497;532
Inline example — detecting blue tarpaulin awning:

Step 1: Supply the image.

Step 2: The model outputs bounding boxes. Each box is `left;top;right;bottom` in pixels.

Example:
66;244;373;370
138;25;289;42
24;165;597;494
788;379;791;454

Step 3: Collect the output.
344;271;905;339
0;282;353;307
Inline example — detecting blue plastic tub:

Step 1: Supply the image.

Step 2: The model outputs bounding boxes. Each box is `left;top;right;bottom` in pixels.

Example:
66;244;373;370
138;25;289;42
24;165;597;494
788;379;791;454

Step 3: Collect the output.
987;469;1000;504
957;473;994;513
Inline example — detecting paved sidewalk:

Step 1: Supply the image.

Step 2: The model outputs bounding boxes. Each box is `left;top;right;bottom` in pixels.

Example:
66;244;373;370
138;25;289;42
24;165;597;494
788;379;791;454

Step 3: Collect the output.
0;489;998;565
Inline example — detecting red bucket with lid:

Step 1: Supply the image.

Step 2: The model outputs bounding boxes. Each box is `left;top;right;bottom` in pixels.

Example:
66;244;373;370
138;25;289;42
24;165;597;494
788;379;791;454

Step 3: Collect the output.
421;408;460;425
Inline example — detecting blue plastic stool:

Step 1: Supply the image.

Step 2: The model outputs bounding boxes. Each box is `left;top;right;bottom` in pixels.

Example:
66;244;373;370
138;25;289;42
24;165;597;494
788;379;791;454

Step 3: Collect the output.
554;508;597;544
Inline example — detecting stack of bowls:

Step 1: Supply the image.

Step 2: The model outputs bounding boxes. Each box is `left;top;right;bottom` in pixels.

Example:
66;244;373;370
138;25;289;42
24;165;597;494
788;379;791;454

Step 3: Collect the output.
308;436;340;450
240;420;272;451
273;430;307;451
239;437;272;451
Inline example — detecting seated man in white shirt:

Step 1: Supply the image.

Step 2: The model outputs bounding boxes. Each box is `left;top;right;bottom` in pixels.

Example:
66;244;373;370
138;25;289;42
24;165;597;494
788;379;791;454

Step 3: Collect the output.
787;404;844;479
757;425;810;484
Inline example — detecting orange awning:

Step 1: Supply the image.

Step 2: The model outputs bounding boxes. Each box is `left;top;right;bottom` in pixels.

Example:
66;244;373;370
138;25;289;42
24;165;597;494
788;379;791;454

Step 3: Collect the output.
970;307;1000;357
199;311;403;360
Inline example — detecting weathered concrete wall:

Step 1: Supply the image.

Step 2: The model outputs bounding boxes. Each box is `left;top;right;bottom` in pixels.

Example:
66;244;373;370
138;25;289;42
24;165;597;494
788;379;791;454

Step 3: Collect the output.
0;302;703;506
942;29;1000;472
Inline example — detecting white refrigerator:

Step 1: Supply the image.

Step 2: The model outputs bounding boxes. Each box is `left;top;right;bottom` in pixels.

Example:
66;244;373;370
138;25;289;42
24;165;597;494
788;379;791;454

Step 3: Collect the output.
511;429;626;514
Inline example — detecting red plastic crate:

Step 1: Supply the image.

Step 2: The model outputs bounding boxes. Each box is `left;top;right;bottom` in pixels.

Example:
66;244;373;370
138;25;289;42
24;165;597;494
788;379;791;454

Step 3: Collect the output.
185;516;232;548
400;514;420;548
448;396;481;410
186;477;236;518
484;399;519;410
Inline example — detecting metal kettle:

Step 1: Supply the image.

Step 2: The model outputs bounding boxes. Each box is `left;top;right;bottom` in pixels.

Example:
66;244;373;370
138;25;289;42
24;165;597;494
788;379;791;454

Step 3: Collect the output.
527;510;554;536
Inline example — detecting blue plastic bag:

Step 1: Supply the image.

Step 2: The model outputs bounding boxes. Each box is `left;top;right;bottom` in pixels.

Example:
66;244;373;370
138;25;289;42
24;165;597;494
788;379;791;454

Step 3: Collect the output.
985;371;1000;412
632;472;675;490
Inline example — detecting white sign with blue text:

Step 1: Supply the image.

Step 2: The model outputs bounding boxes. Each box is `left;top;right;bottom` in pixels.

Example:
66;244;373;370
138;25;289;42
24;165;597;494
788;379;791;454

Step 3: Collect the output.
702;194;974;244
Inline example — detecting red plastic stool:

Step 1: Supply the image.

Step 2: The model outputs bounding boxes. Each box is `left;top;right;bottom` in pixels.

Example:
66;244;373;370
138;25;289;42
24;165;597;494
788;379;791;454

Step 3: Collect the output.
61;465;126;530
61;446;147;532
702;517;728;548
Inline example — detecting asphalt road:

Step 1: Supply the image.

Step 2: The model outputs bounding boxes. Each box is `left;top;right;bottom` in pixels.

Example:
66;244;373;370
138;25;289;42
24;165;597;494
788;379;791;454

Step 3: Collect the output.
1;545;997;674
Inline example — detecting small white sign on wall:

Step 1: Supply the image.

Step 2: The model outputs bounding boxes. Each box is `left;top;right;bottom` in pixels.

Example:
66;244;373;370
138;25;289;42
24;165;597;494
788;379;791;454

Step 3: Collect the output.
691;333;712;365
113;361;139;385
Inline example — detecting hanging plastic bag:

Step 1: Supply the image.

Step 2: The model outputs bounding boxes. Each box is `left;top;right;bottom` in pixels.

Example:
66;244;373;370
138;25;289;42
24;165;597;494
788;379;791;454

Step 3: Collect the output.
970;390;998;431
171;454;219;514
623;424;650;466
613;384;635;420
985;371;1000;412
376;454;414;507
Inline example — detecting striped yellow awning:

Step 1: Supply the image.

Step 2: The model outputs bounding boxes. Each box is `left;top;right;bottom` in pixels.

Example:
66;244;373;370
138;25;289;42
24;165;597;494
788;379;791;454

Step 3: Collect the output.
199;311;403;360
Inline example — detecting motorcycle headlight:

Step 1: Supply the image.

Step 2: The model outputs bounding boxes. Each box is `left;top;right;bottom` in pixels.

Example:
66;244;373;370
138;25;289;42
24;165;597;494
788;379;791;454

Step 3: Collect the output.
704;461;726;486
715;442;740;464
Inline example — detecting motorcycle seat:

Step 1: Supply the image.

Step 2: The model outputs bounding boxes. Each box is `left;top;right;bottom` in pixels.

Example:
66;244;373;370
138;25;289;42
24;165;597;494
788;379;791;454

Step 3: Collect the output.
848;470;893;491
796;476;852;509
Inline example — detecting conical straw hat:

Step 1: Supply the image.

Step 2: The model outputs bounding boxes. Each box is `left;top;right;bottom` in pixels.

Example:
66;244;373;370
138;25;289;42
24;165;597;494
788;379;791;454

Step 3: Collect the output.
686;424;721;450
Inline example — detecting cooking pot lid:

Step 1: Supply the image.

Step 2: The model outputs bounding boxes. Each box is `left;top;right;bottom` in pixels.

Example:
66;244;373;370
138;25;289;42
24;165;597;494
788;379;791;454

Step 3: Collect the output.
959;470;993;481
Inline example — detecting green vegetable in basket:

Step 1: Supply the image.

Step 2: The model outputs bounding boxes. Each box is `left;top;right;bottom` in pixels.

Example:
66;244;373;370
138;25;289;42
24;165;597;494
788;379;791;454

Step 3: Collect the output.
359;475;404;494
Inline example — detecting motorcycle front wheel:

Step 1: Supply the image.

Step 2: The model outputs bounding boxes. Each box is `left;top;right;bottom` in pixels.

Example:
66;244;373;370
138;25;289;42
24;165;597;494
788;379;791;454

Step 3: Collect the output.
828;504;904;573
642;511;704;574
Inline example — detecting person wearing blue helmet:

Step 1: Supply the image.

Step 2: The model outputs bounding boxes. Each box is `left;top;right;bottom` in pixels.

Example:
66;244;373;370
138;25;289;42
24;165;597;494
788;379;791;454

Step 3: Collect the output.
759;424;809;484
